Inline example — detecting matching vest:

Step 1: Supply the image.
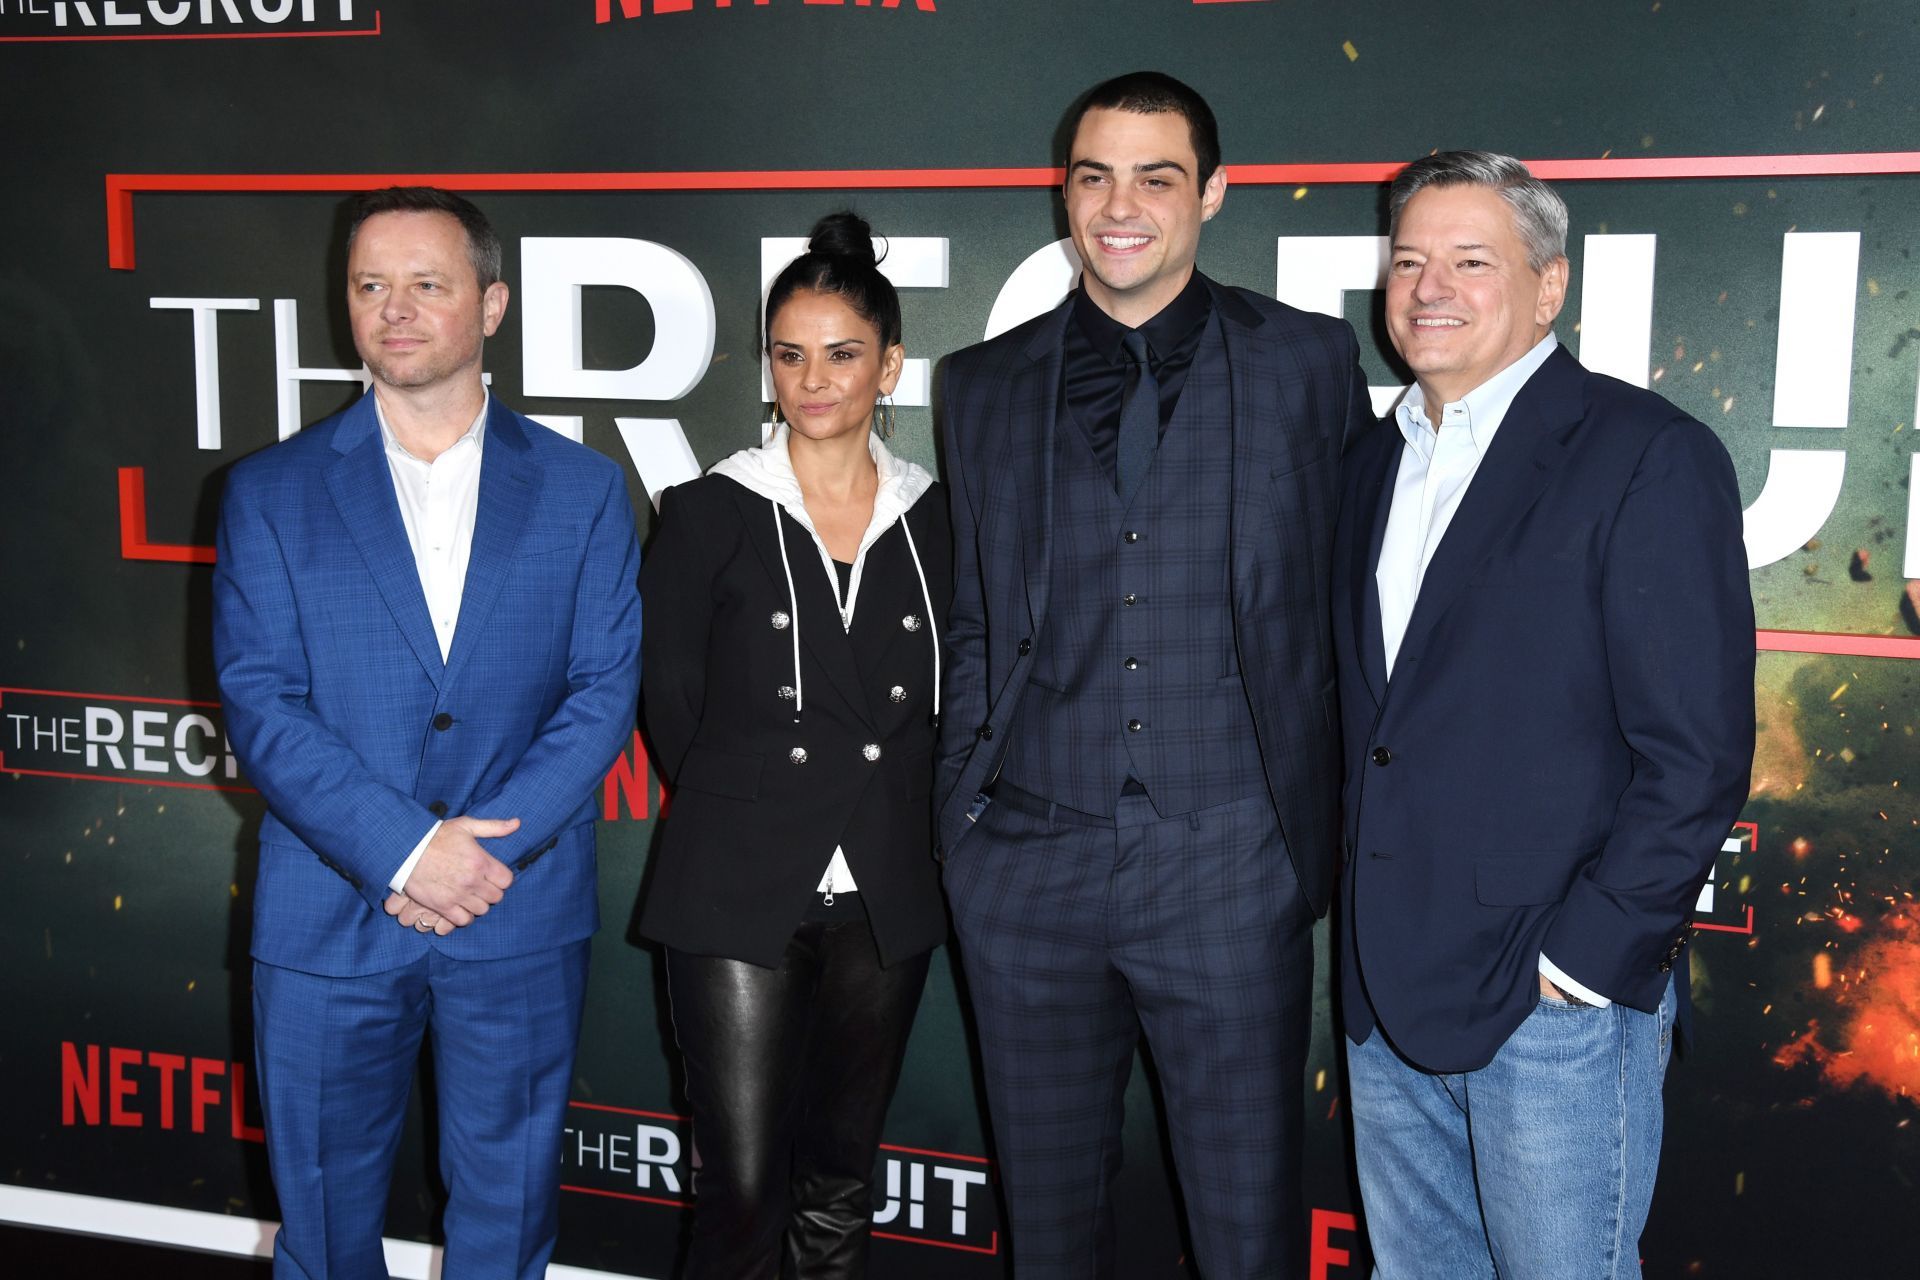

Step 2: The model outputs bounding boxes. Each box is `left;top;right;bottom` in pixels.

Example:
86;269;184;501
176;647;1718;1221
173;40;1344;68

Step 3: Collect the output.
1001;317;1267;818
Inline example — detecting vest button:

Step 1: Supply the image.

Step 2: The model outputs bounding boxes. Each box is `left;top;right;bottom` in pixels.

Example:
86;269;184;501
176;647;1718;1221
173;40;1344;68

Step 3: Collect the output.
1018;637;1032;655
1127;718;1143;733
428;800;448;817
1124;657;1139;670
1122;593;1138;606
1371;746;1393;766
432;712;454;732
978;724;994;741
1123;530;1140;543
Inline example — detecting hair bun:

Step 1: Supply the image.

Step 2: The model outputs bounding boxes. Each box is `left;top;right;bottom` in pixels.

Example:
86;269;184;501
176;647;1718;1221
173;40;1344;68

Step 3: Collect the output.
807;211;879;267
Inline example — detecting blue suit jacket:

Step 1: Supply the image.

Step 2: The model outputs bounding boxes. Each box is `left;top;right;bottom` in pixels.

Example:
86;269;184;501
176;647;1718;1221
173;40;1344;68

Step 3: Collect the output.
213;391;642;978
1332;345;1755;1073
937;278;1373;913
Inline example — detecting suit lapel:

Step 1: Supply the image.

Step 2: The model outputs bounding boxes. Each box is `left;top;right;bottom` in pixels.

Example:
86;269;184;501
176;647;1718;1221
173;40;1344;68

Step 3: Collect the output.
324;394;444;689
734;482;875;727
442;400;541;689
1216;288;1272;614
1353;430;1398;705
1010;303;1071;634
1388;348;1585;680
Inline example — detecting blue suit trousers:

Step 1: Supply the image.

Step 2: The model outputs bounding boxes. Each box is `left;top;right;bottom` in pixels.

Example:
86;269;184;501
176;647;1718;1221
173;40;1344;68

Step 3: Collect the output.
253;942;590;1279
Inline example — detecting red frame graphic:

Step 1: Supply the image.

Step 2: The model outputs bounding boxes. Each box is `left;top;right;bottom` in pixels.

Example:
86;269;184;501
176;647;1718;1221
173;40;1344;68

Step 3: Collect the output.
100;154;1920;662
1694;820;1761;936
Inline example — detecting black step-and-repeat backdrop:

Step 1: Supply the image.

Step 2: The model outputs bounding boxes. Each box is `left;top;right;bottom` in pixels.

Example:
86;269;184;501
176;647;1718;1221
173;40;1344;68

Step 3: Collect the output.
4;3;1917;1277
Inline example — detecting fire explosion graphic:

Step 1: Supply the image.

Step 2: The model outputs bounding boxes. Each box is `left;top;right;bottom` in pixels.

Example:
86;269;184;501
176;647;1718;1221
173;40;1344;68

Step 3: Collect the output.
1773;904;1920;1102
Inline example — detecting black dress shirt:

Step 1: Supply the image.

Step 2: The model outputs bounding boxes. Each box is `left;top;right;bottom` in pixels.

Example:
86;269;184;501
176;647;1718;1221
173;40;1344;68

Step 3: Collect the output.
1063;270;1214;482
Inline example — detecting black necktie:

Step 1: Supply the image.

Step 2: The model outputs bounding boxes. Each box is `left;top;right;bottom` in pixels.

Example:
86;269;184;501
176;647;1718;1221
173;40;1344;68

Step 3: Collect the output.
1117;329;1159;505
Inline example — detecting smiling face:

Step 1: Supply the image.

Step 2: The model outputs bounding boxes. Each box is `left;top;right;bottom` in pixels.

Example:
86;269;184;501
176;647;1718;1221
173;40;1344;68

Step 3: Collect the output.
347;209;507;395
767;288;905;444
1386;183;1567;406
1064;106;1226;328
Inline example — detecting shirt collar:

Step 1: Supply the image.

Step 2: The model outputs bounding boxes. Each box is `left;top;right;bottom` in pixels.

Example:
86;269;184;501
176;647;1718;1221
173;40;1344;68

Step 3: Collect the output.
1395;333;1558;457
1070;269;1212;365
375;389;490;463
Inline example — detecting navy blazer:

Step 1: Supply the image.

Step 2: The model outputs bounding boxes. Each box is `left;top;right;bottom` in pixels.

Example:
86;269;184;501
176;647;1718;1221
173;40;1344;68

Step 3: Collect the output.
937;277;1373;914
213;391;642;977
1332;345;1755;1073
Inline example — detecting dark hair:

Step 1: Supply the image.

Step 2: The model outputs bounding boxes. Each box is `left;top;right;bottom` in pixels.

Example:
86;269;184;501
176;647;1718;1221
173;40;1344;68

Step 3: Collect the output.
762;211;902;354
345;186;503;289
1066;71;1221;187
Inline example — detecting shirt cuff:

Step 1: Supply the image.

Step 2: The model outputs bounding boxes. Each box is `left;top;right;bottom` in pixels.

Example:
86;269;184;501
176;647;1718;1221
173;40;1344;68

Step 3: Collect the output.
389;820;441;894
1539;953;1613;1009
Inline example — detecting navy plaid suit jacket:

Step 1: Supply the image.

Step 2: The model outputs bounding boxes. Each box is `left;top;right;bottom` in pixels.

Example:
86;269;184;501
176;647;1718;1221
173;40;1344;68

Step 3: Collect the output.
937;276;1374;913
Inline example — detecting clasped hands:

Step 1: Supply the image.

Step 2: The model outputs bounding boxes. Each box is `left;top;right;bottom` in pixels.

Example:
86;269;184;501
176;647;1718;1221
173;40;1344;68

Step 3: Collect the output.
382;815;520;937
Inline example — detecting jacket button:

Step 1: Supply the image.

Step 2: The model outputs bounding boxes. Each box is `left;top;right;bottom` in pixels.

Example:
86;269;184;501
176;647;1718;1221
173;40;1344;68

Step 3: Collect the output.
1124;657;1139;671
1371;746;1392;766
1127;718;1143;733
432;712;454;732
1018;637;1032;655
428;800;448;817
1122;593;1138;606
863;744;882;762
889;685;907;702
788;747;809;764
977;724;994;741
1123;530;1139;543
771;610;791;630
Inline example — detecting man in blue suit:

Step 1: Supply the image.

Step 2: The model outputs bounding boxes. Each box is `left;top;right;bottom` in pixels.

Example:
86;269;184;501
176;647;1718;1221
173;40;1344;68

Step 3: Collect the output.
1332;152;1754;1278
213;187;641;1279
937;73;1373;1277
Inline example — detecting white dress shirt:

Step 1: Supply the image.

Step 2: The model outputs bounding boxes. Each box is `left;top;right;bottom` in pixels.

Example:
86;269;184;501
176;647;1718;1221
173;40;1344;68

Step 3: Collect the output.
377;392;488;893
1373;334;1609;1009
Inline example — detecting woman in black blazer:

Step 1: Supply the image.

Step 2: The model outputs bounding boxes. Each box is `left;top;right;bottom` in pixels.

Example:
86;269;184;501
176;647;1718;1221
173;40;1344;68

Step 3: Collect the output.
638;213;951;1280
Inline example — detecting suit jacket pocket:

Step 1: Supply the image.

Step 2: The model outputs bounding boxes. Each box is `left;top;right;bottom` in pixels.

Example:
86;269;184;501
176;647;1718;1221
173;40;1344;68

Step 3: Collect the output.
1269;437;1330;483
1473;849;1596;906
675;744;763;801
518;534;583;558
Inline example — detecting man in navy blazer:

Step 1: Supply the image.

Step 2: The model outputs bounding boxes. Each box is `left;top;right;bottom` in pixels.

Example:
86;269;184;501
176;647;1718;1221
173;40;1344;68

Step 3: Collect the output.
937;74;1372;1277
213;188;640;1278
1332;152;1754;1277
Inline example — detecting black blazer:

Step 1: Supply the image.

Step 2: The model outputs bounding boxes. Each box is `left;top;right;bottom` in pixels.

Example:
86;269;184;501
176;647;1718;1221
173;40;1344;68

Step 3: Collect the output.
639;472;953;968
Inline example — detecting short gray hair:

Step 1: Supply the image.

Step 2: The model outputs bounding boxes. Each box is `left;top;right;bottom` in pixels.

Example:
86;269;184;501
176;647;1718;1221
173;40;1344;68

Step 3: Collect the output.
1387;151;1568;273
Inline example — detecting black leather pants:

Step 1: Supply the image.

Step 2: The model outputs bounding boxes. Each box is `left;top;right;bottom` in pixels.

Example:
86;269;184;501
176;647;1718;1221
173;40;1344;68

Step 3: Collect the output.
666;916;931;1280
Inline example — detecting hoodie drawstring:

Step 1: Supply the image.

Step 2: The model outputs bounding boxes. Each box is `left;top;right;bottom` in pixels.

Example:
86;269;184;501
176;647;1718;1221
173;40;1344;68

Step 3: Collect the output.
771;500;803;723
774;496;940;728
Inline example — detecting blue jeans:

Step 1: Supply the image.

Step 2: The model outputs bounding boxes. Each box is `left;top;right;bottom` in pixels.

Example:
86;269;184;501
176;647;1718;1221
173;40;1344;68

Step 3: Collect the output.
1345;978;1676;1280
